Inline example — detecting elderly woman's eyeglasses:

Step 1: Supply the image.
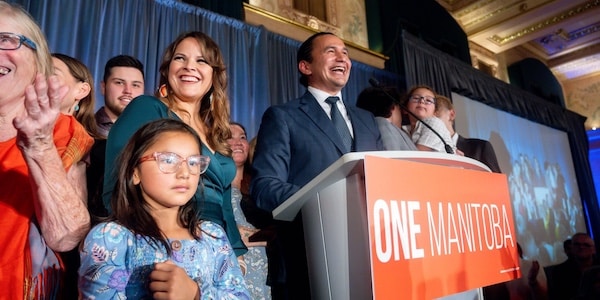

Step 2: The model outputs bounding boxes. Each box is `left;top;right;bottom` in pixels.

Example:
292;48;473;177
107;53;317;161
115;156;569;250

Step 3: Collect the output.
409;95;436;105
139;152;210;175
0;32;37;50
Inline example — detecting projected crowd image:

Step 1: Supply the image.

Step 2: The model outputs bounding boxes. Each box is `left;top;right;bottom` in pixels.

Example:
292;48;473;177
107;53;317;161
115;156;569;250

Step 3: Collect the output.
452;93;587;267
508;153;585;264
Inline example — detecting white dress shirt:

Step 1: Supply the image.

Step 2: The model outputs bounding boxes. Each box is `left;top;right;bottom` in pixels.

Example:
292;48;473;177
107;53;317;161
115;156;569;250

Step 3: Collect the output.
308;86;354;138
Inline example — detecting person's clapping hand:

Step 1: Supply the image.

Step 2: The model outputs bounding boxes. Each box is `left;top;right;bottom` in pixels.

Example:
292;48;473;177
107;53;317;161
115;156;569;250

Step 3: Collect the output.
149;260;200;300
14;74;68;152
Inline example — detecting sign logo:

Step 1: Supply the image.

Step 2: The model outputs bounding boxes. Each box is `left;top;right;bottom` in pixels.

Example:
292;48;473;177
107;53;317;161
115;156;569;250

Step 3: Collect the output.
365;156;519;299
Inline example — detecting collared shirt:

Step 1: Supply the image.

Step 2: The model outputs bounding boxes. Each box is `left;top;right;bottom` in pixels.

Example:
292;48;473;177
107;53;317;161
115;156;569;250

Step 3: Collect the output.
402;117;455;152
94;107;114;138
308;86;354;137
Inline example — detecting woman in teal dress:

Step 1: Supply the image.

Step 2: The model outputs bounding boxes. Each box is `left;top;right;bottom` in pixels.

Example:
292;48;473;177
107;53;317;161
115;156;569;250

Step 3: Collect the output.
102;31;247;260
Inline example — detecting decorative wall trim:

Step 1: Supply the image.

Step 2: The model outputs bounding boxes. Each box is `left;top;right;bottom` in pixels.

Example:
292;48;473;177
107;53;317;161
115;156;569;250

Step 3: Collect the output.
243;3;387;68
469;41;499;78
279;7;340;34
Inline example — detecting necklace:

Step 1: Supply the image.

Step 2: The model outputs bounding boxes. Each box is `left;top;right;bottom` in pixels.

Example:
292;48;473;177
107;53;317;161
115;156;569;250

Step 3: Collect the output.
170;240;182;251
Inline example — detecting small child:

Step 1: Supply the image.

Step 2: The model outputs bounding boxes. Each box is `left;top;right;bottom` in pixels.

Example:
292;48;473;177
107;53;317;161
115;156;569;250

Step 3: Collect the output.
78;119;249;299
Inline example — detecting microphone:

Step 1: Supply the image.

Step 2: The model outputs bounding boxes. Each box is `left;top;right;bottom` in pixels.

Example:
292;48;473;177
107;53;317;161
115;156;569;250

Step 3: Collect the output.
368;78;454;154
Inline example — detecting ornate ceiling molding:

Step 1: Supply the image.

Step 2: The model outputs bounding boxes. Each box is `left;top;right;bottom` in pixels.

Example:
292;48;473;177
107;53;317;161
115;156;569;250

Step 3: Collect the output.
451;0;496;17
459;0;520;27
538;22;600;55
488;0;600;45
549;41;600;66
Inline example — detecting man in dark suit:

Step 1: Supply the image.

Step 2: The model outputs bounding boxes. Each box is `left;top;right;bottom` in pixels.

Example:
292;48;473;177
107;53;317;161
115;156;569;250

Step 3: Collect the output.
250;32;383;299
548;232;598;300
435;95;502;173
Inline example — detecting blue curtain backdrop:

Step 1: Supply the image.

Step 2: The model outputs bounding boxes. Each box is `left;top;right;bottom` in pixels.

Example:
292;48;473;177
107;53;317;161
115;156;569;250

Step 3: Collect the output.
9;0;400;138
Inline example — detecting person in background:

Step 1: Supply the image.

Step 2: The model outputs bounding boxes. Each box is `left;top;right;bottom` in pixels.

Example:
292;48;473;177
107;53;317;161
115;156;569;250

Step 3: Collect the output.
401;85;456;153
356;86;417;151
52;53;102;139
564;238;574;260
434;94;502;172
505;243;548;299
88;55;145;218
94;54;145;137
548;232;599;300
102;31;247;266
241;134;283;297
545;238;573;287
435;95;507;298
228;122;271;299
79;119;249;299
52;52;103;300
0;2;93;298
577;266;600;299
248;136;257;164
251;31;383;299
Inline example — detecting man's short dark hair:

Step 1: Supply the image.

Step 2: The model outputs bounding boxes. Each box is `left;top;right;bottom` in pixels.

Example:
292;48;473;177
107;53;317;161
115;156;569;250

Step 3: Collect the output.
103;55;144;83
297;32;335;87
356;86;402;118
564;238;572;249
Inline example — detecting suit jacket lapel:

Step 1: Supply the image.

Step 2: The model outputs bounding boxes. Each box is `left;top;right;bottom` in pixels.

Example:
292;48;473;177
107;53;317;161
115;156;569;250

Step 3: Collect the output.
347;106;366;142
299;92;348;153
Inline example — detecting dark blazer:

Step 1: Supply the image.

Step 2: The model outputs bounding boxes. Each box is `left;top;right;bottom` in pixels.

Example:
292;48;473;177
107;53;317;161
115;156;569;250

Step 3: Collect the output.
251;91;383;299
457;135;502;173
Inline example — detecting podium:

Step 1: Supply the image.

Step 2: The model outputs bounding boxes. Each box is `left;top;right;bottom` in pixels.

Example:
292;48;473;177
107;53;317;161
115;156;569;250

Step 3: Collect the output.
272;151;492;299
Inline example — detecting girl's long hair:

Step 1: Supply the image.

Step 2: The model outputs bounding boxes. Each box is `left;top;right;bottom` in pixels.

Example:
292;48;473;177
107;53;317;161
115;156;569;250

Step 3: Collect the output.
110;119;203;255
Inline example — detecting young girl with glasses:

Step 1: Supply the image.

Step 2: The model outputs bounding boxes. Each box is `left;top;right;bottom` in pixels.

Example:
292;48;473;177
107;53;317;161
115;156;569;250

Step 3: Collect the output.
78;119;250;299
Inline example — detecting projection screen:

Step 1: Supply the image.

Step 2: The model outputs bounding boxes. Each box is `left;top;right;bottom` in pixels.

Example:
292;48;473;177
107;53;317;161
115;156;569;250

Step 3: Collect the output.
452;92;587;267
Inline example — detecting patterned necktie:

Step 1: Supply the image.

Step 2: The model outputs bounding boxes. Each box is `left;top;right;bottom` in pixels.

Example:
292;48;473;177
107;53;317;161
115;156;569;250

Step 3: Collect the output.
325;96;353;151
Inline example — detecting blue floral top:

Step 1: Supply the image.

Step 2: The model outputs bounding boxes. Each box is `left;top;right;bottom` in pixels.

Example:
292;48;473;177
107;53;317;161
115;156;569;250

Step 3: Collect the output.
79;221;250;299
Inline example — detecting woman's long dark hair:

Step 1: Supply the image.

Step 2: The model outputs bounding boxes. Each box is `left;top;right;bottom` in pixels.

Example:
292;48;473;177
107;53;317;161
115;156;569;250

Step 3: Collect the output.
110;119;204;255
157;31;232;157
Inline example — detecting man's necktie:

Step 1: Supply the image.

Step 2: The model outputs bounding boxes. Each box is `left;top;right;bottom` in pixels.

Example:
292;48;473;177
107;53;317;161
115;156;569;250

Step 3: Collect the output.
325;96;353;151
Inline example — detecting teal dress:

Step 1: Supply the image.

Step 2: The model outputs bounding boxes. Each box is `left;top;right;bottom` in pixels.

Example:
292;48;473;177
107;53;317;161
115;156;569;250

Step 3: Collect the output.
102;95;247;256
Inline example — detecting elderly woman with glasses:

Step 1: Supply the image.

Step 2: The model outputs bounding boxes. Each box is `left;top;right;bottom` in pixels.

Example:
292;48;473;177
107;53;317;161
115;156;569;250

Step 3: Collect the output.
401;85;457;153
0;2;93;299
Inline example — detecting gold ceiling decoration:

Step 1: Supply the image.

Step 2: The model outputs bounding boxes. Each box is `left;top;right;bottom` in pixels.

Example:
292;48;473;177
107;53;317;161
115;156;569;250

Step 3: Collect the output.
488;0;600;45
461;1;521;27
452;0;497;18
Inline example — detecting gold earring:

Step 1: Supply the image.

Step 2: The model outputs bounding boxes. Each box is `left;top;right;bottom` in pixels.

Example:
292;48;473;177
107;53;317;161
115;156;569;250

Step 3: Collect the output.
159;84;168;97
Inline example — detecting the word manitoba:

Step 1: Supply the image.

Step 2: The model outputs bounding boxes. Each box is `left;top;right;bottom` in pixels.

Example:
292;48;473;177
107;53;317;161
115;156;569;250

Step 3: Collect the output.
372;199;515;262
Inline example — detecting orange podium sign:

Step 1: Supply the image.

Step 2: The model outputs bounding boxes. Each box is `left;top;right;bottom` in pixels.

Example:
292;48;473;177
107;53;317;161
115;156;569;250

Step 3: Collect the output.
364;155;519;300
